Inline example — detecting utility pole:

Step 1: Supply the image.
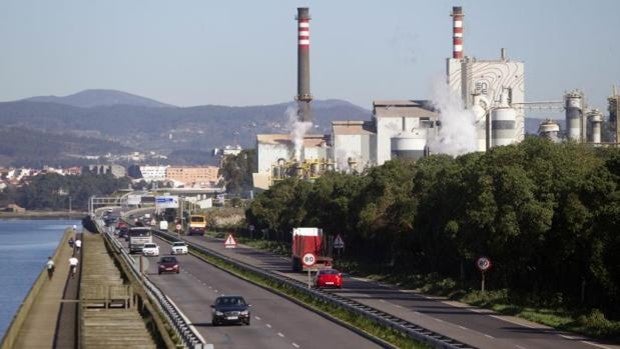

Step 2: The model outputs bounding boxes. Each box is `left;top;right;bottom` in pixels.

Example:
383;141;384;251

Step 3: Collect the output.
69;196;72;213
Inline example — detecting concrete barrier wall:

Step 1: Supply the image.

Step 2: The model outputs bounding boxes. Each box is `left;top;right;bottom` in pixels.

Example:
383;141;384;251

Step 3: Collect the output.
0;228;73;349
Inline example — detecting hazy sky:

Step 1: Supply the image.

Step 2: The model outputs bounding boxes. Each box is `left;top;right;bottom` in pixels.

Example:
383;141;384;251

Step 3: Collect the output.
1;0;618;115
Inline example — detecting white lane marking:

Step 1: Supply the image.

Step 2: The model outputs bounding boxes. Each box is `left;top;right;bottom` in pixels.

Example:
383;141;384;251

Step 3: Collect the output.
413;311;421;315
484;334;494;339
165;296;207;344
580;341;613;349
458;325;468;330
278;332;285;338
292;343;300;348
559;334;576;340
266;324;272;328
255;316;261;320
379;299;386;303
434;318;444;322
208;286;212;289
394;304;403;308
515;345;527;349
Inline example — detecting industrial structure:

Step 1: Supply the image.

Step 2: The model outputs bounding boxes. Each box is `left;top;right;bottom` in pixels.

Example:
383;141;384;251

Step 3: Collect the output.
609;86;620;143
252;6;616;190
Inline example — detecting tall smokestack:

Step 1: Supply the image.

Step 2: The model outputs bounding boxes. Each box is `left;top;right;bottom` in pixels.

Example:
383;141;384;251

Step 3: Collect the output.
451;6;464;59
296;7;312;122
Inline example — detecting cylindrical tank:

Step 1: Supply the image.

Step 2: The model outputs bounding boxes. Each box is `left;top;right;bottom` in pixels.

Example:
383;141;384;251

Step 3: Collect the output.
391;130;427;160
588;109;603;144
491;107;517;147
565;91;583;141
538;119;560;142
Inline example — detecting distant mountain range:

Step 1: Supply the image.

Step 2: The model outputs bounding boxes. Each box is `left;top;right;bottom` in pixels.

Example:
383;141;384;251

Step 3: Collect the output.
0;89;555;168
0;90;371;167
23;89;173;108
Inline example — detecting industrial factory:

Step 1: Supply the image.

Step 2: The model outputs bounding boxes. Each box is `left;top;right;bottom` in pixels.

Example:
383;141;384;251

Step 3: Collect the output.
252;6;619;190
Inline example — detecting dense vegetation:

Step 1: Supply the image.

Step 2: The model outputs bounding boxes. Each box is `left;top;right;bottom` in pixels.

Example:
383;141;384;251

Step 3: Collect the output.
0;172;131;210
219;149;257;194
246;137;620;320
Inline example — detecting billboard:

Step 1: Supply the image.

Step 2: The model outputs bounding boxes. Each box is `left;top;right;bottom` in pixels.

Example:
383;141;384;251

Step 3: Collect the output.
155;195;179;209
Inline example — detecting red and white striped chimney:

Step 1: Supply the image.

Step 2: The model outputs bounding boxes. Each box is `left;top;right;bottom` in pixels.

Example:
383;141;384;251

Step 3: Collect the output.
451;6;464;59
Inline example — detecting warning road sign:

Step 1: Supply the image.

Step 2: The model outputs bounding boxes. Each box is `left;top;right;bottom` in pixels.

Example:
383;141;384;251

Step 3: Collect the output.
333;234;345;249
224;234;237;248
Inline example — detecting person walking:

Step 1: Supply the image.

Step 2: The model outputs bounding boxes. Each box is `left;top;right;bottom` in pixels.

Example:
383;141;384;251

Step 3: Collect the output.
74;238;82;253
69;256;79;278
46;257;55;280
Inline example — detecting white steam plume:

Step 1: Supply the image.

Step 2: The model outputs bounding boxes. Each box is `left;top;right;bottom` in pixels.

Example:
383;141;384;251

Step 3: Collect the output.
285;105;313;162
428;78;477;156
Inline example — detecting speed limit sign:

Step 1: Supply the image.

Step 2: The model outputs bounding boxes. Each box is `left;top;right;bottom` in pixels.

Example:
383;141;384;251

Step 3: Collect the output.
476;256;492;271
302;253;316;267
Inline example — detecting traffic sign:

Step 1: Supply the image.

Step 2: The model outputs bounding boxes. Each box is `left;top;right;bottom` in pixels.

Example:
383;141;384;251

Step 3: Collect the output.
476;256;492;271
333;234;345;249
225;234;237;248
302;253;316;267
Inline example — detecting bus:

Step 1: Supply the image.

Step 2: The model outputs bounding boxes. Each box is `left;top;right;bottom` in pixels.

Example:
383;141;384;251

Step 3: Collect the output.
128;227;153;254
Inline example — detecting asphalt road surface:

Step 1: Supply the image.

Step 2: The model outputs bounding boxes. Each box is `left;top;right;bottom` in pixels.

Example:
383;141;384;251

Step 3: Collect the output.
182;235;619;349
118;235;383;349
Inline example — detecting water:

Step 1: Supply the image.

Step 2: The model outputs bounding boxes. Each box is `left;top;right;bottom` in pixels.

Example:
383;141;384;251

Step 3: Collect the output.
0;219;80;338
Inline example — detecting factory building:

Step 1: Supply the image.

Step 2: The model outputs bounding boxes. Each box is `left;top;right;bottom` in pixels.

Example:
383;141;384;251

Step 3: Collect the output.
252;6;527;190
330;121;375;172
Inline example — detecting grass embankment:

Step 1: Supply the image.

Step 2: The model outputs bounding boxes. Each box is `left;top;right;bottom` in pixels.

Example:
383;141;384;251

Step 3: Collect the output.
206;231;620;341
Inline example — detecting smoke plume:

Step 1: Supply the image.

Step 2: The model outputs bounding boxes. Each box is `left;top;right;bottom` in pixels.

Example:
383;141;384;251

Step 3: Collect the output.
286;105;313;161
428;78;477;156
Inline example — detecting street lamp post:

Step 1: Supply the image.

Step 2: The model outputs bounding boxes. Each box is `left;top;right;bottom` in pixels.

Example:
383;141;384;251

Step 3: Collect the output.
69;196;72;213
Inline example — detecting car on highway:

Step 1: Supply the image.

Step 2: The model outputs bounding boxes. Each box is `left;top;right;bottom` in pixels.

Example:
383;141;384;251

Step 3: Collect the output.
170;241;188;255
142;243;160;256
157;256;180;274
117;226;129;239
315;268;343;288
211;295;251;326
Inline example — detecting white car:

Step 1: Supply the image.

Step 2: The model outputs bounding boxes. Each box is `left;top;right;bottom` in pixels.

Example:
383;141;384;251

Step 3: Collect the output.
142;243;160;256
170;241;188;255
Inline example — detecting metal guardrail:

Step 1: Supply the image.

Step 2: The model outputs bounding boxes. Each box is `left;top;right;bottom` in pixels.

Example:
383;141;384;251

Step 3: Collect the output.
152;229;473;349
94;219;206;349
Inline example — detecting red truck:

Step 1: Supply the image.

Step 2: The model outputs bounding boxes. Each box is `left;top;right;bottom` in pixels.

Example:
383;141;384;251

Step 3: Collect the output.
291;227;332;272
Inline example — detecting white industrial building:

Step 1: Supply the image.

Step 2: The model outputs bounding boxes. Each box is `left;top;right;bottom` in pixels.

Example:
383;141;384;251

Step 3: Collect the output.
252;5;527;190
139;165;168;182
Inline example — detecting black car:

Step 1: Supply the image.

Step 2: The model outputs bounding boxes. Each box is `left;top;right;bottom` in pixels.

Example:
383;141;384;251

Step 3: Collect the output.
211;295;251;326
158;256;180;274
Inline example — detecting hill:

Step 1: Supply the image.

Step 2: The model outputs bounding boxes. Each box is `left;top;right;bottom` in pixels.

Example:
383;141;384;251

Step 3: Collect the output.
0;96;371;166
24;89;174;108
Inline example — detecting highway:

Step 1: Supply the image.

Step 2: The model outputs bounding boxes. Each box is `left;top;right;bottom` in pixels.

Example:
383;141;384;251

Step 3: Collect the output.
181;235;618;349
116;234;384;349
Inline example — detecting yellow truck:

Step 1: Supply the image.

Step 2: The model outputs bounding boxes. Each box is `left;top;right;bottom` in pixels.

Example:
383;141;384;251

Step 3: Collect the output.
188;214;208;236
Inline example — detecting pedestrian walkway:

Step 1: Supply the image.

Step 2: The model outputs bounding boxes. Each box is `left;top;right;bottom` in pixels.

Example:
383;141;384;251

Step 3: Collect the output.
12;230;74;349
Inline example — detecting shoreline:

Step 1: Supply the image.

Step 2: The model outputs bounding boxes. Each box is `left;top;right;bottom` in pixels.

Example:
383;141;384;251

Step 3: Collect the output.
0;211;87;220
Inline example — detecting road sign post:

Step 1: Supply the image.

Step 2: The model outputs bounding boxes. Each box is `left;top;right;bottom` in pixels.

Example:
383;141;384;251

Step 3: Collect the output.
302;253;316;288
476;256;492;292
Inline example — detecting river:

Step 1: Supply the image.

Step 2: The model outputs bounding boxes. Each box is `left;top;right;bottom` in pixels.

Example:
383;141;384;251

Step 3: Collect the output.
0;219;80;338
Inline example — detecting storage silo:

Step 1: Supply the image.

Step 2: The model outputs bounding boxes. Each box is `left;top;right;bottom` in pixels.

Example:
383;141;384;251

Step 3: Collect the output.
565;90;584;141
588;109;603;144
538;119;561;142
390;129;428;160
491;92;517;147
